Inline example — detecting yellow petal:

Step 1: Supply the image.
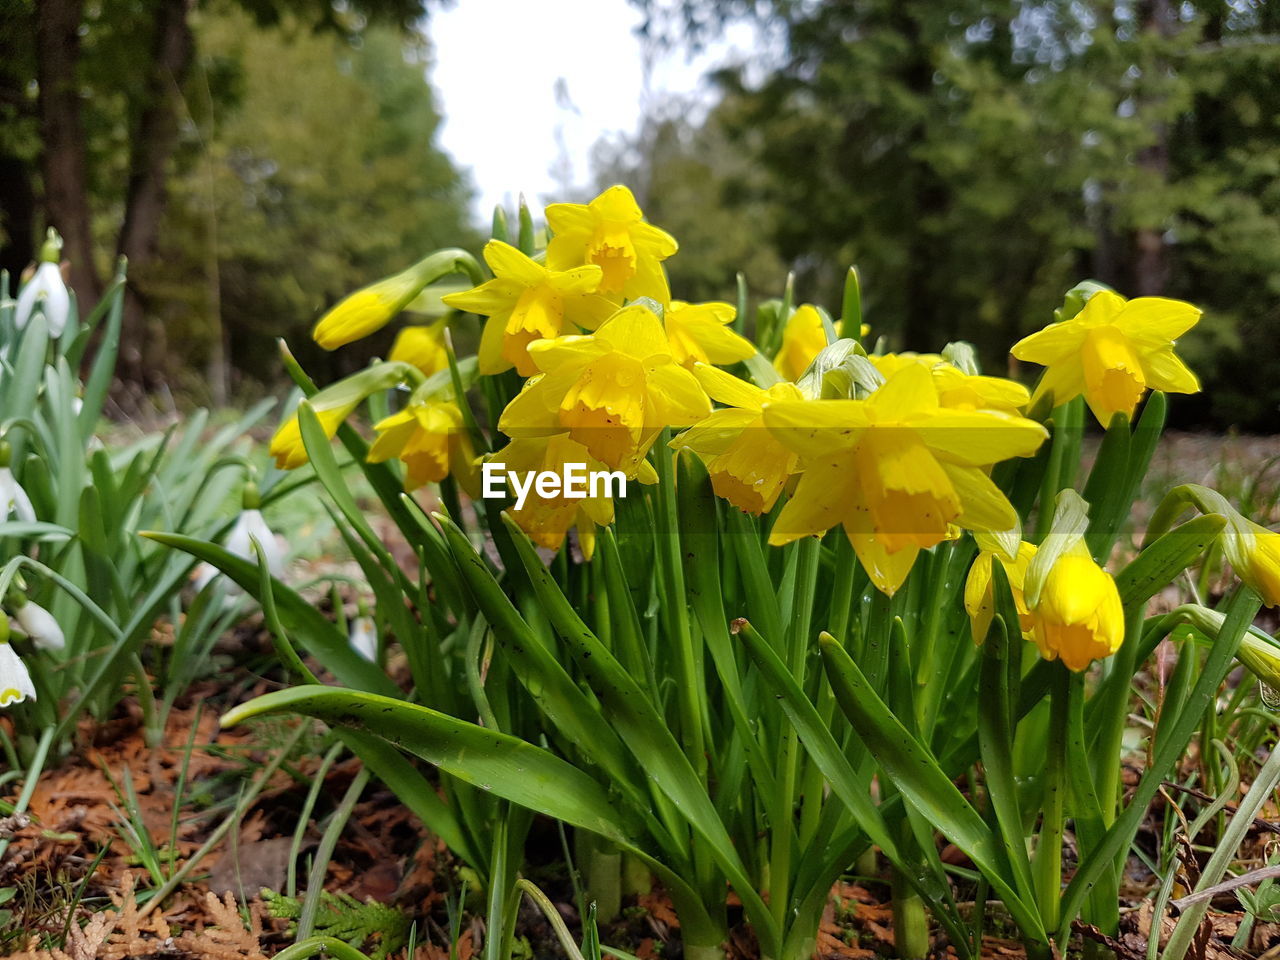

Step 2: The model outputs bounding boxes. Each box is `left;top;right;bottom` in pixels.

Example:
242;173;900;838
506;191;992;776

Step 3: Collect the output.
478;313;513;374
1113;296;1201;348
692;363;767;409
769;453;862;545
913;410;1049;466
594;303;670;360
441;278;524;316
940;463;1019;533
483;239;548;286
1141;346;1200;395
866;363;939;419
645;362;711;427
1010;322;1089;365
762;399;870;457
848;533;920;597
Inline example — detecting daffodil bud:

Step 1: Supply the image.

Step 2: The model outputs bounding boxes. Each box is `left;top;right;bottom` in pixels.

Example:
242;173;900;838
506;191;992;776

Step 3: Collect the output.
1027;545;1124;671
389;323;450;377
772;304;830;382
312;248;481;350
15;229;70;337
964;542;1037;645
0;615;36;708
269;361;421;470
1239;522;1280;608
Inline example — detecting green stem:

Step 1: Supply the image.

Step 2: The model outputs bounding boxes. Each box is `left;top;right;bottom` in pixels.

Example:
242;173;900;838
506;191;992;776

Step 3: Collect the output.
0;724;53;862
769;536;821;932
891;867;930;960
297;767;371;939
1034;666;1069;934
273;938;373;960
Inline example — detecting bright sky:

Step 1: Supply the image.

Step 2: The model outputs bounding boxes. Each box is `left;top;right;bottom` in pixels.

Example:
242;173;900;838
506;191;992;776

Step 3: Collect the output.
428;0;763;222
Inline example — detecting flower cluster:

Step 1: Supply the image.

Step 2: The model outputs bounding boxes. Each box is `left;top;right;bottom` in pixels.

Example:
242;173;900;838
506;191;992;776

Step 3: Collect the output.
262;183;1267;674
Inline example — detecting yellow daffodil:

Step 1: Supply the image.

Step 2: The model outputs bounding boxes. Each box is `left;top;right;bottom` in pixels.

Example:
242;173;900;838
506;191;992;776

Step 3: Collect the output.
1011;290;1201;426
1026;543;1124;671
772;304;828;381
763;363;1047;595
487;435;655;559
671;364;804;514
963;541;1037;645
389;323;449;376
270;364;414;470
1238;521;1280;607
368;399;477;493
270;396;362;471
498;303;710;476
664;301;754;369
871;353;1029;413
545;185;677;302
314;251;472;350
442;240;615;376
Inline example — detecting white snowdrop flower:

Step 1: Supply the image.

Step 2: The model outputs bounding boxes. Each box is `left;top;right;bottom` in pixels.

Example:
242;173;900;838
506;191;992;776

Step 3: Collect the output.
0;467;35;523
0;641;36;708
195;505;286;593
225;509;286;576
349;615;378;662
15;261;70;338
14;600;65;653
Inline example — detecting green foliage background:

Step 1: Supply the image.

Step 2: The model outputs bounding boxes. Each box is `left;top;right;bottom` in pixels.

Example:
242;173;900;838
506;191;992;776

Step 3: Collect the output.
617;0;1280;429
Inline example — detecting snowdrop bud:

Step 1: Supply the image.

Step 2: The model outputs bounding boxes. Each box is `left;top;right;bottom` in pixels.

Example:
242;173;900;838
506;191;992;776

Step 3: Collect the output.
15;230;70;337
349;615;378;662
13;599;65;653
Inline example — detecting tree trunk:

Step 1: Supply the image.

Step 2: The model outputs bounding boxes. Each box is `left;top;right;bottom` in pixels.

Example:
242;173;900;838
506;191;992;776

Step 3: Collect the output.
35;0;100;307
116;0;196;387
1132;0;1173;296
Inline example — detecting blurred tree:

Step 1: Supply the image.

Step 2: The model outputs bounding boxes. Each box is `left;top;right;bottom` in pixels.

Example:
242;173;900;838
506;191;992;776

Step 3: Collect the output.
628;0;1280;428
13;0;448;388
148;5;474;402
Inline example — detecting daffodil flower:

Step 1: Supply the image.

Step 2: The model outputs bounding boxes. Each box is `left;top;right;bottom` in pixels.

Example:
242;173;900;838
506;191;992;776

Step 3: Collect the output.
763;363;1047;595
663;301;754;369
772;304;828;381
963;541;1037;645
1011;290;1201;426
368;399;477;493
488;434;652;560
498;302;710;476
545;185;677;303
671;364;804;515
12;599;65;653
871;353;1029;413
349;615;378;662
389;323;450;376
442;241;615;376
1025;543;1124;671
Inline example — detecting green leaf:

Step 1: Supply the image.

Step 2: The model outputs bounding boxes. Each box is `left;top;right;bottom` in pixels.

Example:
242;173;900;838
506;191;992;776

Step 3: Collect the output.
140;532;399;698
494;513;779;956
819;632;1047;945
1115;513;1226;608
